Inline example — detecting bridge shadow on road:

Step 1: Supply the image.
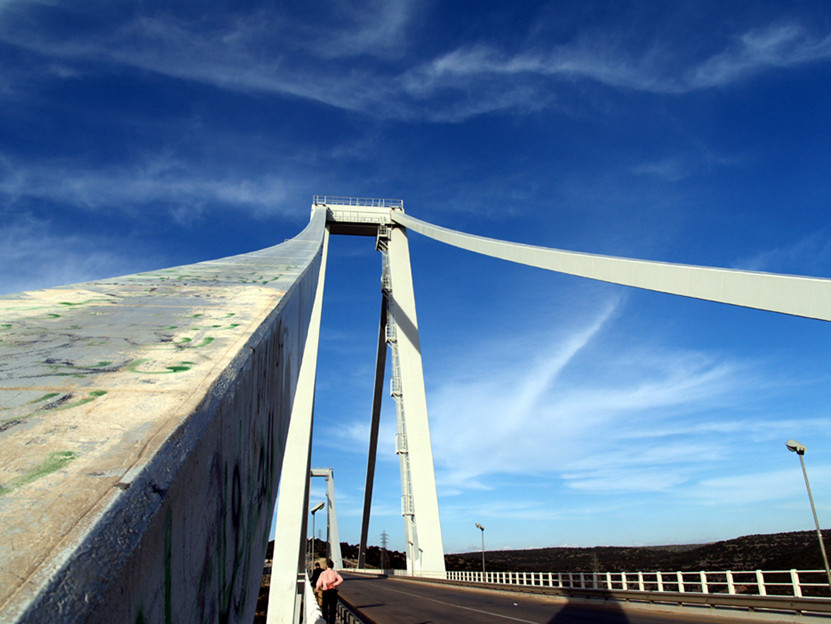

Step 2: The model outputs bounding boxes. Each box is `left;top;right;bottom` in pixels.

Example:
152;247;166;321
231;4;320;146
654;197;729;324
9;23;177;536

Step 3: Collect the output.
338;574;633;623
546;591;630;624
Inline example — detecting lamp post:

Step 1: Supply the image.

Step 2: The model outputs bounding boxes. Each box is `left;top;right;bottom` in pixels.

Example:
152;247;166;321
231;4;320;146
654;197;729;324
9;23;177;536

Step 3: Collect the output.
786;439;831;589
310;501;325;570
475;523;485;577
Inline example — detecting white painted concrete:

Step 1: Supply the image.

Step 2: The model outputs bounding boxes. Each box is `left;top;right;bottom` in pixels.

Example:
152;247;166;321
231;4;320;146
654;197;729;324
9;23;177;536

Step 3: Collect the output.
386;224;447;573
268;227;330;624
0;207;327;623
392;212;831;322
310;468;343;571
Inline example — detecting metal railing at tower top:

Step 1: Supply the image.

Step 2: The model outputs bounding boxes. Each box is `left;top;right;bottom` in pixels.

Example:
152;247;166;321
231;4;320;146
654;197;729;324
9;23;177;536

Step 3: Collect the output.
313;195;404;209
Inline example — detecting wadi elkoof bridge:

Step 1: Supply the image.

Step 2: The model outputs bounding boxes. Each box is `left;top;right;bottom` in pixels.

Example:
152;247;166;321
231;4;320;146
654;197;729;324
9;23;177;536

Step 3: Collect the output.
2;197;831;624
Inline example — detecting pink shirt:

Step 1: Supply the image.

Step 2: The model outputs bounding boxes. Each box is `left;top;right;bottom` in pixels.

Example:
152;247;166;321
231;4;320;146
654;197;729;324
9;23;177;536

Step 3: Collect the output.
315;568;343;591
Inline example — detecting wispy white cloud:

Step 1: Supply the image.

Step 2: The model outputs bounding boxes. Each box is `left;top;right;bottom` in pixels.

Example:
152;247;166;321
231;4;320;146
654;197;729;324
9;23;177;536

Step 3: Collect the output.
733;230;831;276
0;211;165;294
631;157;694;182
631;145;750;183
2;4;829;122
685;465;831;506
407;22;831;98
339;419;398;458
0;2;409;114
428;301;619;484
441;499;567;522
0;152;298;221
424;294;802;498
406;20;831;119
311;0;415;60
687;24;831;90
563;465;689;494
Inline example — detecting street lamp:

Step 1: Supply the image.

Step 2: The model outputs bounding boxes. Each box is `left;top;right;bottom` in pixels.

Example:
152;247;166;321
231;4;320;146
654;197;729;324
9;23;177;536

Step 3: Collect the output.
475;523;485;576
786;439;831;589
310;501;325;569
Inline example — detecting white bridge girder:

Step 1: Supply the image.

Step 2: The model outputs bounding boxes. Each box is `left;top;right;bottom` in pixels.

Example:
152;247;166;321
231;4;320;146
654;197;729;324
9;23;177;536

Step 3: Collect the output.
391;211;831;322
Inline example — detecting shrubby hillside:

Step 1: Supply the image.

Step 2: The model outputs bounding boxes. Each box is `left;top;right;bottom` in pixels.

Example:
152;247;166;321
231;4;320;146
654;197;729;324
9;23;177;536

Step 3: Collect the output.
276;530;831;573
445;530;831;572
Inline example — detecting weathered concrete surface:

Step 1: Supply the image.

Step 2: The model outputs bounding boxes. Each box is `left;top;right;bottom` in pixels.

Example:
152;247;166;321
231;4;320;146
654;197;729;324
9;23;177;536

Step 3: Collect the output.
0;207;326;622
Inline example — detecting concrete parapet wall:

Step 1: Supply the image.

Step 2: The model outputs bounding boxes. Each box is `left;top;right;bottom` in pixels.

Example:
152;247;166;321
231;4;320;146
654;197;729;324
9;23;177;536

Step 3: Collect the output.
0;208;326;622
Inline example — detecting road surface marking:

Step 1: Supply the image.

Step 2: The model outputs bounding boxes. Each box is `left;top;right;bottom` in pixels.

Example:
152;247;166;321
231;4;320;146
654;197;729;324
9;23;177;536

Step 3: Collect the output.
380;584;542;623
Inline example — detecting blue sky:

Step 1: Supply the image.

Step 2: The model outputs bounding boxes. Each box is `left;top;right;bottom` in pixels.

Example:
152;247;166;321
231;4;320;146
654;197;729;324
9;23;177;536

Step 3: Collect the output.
3;1;831;556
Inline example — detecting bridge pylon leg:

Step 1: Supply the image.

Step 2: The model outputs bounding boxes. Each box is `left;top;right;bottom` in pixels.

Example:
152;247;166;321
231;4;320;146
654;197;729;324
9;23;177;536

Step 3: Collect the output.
357;296;387;570
266;229;330;624
386;224;446;573
310;468;343;570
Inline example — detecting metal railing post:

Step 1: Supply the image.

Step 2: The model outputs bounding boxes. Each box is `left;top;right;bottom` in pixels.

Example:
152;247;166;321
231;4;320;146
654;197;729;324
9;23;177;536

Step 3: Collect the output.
436;566;831;603
791;569;803;597
756;570;767;596
418;565;831;617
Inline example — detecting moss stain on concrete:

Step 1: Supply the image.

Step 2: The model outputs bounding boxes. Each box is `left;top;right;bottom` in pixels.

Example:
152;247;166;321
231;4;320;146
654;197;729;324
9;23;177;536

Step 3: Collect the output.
0;451;79;497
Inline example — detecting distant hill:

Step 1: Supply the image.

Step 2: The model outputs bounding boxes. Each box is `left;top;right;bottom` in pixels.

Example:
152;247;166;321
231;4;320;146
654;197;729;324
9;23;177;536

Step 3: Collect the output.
446;530;831;572
313;530;831;573
340;541;407;570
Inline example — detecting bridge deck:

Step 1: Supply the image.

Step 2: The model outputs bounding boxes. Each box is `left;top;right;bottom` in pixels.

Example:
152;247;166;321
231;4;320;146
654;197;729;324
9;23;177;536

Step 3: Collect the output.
339;573;805;623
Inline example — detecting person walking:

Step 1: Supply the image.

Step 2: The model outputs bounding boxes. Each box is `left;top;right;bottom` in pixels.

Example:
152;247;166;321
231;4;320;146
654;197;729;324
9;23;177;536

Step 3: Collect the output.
310;561;323;606
315;558;343;624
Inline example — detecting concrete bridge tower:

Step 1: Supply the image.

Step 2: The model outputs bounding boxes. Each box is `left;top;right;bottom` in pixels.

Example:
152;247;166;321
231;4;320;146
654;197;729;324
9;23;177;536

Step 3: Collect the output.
320;197;446;575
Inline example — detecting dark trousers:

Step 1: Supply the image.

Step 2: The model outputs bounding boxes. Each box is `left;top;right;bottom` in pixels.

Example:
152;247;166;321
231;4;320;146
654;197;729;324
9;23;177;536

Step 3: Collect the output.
322;588;338;623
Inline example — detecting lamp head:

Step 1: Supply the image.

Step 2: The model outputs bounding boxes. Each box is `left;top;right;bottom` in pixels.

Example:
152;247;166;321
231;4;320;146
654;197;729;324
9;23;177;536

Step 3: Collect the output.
475;523;484;531
786;439;807;455
311;501;325;514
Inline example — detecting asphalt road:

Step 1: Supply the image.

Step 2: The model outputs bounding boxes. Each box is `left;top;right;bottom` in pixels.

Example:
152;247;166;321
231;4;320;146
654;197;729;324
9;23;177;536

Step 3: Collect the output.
337;574;783;624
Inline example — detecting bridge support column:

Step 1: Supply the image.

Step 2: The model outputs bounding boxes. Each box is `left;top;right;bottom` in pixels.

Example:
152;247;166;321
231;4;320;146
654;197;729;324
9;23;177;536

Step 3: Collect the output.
267;229;330;624
310;468;343;570
386;224;446;573
358;296;387;569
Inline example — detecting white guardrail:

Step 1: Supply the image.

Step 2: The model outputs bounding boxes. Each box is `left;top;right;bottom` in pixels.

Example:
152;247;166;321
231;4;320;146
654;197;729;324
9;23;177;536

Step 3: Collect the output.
348;567;831;617
303;574;325;624
429;568;831;598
